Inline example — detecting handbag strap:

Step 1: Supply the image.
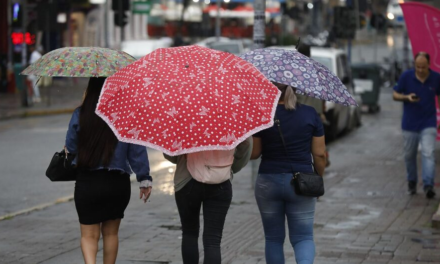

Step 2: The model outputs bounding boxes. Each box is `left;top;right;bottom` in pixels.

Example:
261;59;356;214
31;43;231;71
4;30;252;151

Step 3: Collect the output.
274;114;315;173
275;114;288;157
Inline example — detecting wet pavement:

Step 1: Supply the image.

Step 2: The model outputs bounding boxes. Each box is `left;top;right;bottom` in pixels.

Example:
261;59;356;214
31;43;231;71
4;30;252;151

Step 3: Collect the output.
0;86;439;263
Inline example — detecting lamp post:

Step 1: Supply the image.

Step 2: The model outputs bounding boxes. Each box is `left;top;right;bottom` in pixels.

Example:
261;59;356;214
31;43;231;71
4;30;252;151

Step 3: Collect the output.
21;0;29;106
119;0;125;42
21;0;27;71
250;0;266;188
215;0;221;40
7;0;13;72
253;0;265;50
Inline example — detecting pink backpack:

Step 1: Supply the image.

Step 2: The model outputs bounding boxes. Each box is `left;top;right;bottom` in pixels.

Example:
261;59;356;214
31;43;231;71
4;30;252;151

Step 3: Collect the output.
186;150;234;184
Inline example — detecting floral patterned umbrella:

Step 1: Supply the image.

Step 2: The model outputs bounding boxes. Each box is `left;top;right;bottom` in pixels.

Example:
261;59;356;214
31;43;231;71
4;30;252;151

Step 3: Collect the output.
239;48;358;106
21;47;136;77
96;45;281;156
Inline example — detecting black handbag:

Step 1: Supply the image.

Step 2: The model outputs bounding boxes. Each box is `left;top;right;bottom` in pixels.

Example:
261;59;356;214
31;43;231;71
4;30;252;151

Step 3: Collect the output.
45;149;77;181
291;172;325;197
275;115;324;197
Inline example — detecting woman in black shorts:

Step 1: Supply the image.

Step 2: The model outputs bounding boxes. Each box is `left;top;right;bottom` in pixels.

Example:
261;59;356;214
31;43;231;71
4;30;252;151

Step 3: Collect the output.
65;77;152;264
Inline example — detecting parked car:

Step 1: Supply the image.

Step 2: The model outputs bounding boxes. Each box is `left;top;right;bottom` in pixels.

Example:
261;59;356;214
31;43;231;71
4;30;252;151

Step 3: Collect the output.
195;37;232;48
310;47;362;140
121;37;173;59
195;37;247;55
207;40;244;55
386;0;405;27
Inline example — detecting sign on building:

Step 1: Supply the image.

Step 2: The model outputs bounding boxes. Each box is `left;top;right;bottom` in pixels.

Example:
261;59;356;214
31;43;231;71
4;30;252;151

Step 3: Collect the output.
133;1;151;15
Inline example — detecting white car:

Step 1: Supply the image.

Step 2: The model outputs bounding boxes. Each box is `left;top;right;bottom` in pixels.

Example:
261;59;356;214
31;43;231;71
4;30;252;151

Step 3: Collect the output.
121;37;173;59
386;0;405;27
195;37;232;48
310;47;362;140
207;41;245;55
195;37;246;55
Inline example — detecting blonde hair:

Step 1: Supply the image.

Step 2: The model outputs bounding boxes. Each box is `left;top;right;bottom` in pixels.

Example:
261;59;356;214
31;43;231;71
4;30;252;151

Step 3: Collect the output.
280;85;297;110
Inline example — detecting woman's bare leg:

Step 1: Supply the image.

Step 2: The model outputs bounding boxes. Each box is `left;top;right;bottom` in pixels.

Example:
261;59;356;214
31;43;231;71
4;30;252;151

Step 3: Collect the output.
80;224;101;264
101;219;122;264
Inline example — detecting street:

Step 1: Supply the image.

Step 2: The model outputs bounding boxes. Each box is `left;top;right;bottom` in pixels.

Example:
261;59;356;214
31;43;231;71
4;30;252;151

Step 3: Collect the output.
0;113;167;216
2;0;440;263
0;85;439;264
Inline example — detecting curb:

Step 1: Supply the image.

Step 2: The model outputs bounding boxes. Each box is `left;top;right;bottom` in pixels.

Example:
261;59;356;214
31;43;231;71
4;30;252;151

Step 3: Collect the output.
0;195;74;221
0;108;75;121
433;203;440;229
23;108;75;117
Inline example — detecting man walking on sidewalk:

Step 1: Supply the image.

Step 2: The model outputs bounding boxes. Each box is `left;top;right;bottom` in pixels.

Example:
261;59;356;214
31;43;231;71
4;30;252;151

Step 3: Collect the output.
393;52;440;199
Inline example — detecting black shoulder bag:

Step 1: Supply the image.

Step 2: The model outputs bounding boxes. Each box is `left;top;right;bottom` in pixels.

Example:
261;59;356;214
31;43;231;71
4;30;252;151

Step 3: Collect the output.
275;115;325;197
46;149;77;181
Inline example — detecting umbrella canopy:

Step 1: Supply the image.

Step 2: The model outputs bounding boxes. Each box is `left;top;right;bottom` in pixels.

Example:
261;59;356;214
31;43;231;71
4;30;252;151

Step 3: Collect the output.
96;45;281;156
239;48;358;106
21;47;136;77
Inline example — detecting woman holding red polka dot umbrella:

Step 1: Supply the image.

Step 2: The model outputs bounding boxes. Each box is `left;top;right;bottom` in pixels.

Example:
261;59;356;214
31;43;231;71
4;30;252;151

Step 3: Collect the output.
96;45;280;155
95;45;281;264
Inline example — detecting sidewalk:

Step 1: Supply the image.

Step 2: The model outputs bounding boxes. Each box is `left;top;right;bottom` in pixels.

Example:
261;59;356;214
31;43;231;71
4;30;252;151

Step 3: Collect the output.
0;78;88;120
0;88;439;264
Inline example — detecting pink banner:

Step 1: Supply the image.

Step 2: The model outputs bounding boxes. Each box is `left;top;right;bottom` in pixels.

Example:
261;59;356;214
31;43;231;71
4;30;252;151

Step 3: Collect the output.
401;2;440;140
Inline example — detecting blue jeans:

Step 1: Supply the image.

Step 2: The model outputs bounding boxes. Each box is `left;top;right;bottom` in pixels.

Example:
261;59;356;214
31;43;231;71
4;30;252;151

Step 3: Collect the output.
403;128;437;188
255;173;316;264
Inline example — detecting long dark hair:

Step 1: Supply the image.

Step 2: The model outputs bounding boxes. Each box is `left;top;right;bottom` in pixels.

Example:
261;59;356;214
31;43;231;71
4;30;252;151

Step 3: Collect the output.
77;77;118;168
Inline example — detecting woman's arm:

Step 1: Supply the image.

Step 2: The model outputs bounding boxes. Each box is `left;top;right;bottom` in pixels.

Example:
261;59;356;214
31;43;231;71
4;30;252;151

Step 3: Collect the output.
65;108;80;154
250;137;262;160
311;136;326;176
127;144;153;203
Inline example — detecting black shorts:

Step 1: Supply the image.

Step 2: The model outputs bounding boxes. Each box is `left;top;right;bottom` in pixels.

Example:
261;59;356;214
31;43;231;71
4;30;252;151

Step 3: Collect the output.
74;169;131;225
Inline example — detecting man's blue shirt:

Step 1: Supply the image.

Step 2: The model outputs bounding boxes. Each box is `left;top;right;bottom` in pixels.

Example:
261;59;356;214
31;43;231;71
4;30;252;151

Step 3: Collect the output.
65;108;151;182
394;69;440;132
254;104;324;174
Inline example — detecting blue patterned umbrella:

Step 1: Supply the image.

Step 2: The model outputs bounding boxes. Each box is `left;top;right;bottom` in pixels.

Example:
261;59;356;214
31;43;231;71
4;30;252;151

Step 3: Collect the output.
239;48;357;106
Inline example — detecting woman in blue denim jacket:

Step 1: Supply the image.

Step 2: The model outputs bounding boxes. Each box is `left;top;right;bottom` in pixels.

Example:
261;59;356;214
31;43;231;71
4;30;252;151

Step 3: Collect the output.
65;77;152;264
251;82;327;264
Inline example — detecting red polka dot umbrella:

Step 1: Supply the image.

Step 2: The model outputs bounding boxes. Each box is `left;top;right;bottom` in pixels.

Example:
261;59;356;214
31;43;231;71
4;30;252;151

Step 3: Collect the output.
96;45;281;156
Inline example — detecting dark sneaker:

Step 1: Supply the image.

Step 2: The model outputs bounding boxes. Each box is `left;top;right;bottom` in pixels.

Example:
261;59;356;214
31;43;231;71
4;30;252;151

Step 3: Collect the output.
408;181;417;195
424;186;436;199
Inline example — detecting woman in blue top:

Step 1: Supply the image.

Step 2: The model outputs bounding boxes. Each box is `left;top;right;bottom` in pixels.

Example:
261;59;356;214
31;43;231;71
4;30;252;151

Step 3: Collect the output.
251;82;327;264
65;77;152;264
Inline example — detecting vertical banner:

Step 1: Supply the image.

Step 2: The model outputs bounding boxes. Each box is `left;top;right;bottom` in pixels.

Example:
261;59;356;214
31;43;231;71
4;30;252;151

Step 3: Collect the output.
401;2;440;140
